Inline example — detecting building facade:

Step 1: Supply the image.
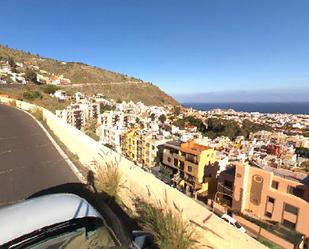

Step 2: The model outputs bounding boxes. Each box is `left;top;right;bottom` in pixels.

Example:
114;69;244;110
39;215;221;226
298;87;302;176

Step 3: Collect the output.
219;163;309;236
162;140;217;195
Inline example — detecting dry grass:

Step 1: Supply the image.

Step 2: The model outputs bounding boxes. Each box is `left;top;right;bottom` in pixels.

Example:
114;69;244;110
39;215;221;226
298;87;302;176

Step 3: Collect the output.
135;195;199;249
30;107;44;122
8;99;16;107
94;161;125;203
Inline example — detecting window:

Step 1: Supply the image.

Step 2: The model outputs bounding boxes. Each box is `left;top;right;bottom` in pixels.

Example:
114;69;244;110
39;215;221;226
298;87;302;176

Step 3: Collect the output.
271;180;279;189
224;180;233;189
284;203;299;215
287;186;304;198
265;197;275;218
186;154;197;164
187;166;192;172
167;157;171;163
282;219;296;230
174;159;178;167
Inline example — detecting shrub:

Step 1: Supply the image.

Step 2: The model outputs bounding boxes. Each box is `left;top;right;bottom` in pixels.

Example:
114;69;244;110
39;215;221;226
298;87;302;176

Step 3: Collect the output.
23;91;34;100
135;197;198;249
43;85;59;94
32;91;42;99
22;90;42;101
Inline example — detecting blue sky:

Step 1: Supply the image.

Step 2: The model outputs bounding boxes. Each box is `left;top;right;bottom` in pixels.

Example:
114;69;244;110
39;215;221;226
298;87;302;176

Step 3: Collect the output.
0;0;309;102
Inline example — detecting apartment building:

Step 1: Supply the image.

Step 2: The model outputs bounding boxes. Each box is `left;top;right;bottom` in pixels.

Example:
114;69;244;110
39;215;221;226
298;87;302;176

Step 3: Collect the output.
121;129;168;170
139;134;169;169
56;105;84;130
98;111;136;128
219;163;309;236
121;129;138;162
97;125;125;152
162;140;217;195
56;102;100;130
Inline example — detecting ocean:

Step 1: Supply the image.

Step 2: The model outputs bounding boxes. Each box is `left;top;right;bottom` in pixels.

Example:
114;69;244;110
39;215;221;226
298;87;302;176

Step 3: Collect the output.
182;102;309;115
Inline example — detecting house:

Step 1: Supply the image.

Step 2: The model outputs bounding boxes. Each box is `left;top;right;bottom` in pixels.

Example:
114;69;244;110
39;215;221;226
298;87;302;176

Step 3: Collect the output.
54;90;67;101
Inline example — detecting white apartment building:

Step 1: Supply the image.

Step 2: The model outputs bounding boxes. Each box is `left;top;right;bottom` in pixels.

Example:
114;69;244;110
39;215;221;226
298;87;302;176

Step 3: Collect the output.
97;125;126;153
56;102;100;130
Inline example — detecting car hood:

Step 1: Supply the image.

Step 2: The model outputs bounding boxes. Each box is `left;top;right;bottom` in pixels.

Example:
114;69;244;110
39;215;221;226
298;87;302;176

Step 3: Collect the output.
0;193;102;245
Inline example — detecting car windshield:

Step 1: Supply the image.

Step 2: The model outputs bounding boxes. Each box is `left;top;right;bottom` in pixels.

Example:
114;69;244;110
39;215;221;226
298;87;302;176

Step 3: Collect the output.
6;217;118;249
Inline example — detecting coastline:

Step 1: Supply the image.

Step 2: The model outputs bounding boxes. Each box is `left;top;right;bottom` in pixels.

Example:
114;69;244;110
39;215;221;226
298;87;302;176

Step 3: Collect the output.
182;102;309;115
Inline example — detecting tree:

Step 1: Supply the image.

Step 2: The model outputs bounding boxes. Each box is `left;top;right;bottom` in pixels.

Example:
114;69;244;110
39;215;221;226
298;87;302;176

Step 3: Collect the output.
8;57;16;68
84;120;99;141
25;69;38;84
296;147;309;158
159;114;166;123
300;161;309;172
173;106;181;116
100;103;115;114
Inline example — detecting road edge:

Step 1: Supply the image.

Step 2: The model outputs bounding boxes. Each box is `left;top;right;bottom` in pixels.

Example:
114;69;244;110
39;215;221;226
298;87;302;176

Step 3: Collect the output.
21;108;86;183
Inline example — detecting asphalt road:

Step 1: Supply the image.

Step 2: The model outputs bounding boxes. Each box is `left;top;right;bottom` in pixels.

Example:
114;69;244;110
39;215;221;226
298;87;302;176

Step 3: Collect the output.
0;104;79;206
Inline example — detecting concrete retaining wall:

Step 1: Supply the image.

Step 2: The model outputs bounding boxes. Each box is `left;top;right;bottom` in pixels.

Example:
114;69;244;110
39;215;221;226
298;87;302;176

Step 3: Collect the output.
0;97;266;249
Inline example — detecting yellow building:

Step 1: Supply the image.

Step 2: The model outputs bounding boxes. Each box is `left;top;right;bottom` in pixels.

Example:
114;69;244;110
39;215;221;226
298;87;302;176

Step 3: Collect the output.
121;130;168;170
162;140;217;195
141;134;168;169
121;129;138;161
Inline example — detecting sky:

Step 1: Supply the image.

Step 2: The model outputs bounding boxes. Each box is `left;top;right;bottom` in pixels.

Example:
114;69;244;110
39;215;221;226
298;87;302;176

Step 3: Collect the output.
0;0;308;102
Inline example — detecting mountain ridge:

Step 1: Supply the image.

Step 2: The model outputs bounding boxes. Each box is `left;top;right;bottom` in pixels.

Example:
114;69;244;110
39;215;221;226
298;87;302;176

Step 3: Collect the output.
0;44;178;106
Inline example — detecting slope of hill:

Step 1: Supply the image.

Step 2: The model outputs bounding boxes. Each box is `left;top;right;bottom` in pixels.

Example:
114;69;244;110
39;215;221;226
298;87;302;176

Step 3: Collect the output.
0;45;178;106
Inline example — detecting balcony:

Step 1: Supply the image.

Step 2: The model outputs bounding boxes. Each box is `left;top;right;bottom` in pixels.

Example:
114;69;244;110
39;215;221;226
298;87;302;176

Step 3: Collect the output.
173;153;185;161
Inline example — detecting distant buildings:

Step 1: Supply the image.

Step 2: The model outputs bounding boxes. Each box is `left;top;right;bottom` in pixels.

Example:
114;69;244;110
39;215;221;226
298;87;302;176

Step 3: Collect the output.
0;57;71;85
52;89;309;241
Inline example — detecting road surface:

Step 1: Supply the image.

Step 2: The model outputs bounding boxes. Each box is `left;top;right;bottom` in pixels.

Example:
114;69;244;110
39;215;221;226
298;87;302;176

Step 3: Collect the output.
0;104;78;206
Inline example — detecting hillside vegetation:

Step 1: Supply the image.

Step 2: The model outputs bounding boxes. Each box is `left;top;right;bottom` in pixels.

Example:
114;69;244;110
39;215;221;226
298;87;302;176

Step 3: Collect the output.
0;45;178;106
173;116;273;140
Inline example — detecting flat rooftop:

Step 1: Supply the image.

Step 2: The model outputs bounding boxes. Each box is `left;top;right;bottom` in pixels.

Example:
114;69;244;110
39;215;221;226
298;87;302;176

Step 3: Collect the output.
254;164;309;185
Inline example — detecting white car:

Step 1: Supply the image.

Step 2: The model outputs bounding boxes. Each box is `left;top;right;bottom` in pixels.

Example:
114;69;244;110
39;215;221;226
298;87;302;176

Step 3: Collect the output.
221;214;246;233
0;193;153;248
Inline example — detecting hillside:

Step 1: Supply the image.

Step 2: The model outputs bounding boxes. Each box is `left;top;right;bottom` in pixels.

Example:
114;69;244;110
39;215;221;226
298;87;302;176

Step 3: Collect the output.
0;45;178;106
